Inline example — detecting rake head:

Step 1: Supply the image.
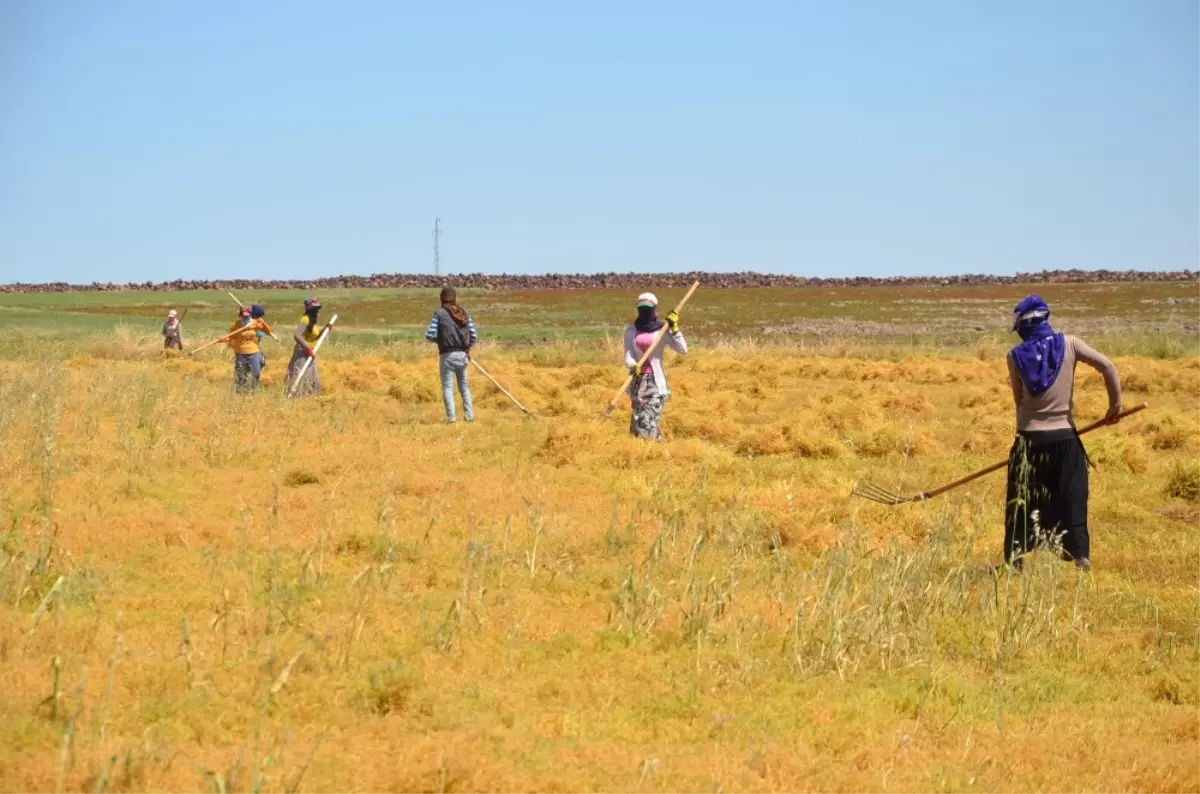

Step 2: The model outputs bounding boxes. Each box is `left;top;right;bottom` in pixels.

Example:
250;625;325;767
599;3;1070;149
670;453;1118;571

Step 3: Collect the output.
850;479;928;505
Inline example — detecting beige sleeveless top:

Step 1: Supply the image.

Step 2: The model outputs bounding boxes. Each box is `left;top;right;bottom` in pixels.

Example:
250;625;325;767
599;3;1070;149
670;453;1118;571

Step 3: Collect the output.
1007;335;1121;432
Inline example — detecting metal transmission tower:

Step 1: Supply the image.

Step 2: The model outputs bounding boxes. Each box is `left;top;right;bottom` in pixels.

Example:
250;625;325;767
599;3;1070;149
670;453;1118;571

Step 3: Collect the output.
433;218;441;277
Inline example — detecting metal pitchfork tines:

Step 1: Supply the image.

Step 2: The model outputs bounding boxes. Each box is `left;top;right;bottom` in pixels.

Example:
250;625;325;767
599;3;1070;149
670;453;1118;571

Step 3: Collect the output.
848;403;1148;507
851;480;930;505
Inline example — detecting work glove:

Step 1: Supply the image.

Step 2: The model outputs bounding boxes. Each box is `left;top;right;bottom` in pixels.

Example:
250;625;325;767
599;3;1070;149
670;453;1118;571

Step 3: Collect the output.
666;311;680;333
306;347;315;358
628;364;640;379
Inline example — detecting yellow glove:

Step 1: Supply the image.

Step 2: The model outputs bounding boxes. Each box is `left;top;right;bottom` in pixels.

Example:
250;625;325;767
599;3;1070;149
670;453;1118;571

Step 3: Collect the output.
666;311;680;333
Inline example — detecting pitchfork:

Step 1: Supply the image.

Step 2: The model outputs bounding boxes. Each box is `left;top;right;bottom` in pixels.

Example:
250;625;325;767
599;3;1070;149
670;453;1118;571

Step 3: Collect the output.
851;403;1147;505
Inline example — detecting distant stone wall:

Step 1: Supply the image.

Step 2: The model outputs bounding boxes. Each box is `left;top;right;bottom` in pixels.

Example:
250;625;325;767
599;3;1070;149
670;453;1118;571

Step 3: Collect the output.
0;269;1194;293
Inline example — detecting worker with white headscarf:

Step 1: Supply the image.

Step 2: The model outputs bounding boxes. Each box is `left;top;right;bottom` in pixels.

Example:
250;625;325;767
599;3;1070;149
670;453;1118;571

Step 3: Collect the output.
162;309;183;351
623;292;686;441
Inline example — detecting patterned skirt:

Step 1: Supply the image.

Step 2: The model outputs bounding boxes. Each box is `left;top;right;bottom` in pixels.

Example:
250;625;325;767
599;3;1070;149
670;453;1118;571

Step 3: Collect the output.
629;375;667;441
287;349;320;397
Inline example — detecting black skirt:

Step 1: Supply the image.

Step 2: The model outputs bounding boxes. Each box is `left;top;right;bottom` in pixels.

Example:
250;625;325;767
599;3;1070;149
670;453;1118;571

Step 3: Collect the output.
1004;428;1090;563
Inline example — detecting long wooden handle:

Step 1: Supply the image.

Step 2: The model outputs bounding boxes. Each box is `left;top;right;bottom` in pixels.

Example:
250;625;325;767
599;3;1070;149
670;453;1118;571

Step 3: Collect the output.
919;403;1148;500
288;314;337;396
470;358;538;418
226;292;280;343
188;336;224;355
188;324;258;355
602;280;700;417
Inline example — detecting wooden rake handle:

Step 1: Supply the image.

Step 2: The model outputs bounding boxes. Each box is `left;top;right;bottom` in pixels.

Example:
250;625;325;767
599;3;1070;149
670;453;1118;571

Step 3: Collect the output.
916;402;1149;501
470;357;539;418
227;291;281;342
189;318;277;356
189;325;256;355
288;314;337;397
601;280;700;417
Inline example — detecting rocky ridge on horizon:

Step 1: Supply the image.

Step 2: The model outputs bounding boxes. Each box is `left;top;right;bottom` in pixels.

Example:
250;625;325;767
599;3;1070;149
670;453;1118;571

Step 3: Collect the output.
0;269;1194;293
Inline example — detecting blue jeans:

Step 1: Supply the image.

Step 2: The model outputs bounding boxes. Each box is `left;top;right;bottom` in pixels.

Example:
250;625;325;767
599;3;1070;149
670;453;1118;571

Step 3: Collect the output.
439;351;473;422
234;352;263;393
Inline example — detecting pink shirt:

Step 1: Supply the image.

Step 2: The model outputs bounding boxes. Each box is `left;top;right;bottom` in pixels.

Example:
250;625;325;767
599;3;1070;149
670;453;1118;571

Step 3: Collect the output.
634;331;657;373
624;324;688;394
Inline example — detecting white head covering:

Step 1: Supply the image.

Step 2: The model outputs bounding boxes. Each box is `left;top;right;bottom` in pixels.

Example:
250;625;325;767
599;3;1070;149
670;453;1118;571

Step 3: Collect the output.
636;292;658;307
168;309;178;318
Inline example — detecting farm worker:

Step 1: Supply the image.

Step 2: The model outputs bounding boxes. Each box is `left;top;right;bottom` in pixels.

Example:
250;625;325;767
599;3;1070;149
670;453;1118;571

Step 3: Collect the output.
425;286;477;423
250;304;269;369
623;292;686;441
288;297;328;397
227;306;272;393
1004;294;1121;571
162;309;183;351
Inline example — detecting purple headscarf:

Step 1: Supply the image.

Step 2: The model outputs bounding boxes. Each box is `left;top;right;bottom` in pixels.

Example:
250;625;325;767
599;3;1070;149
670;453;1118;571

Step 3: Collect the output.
1010;294;1065;396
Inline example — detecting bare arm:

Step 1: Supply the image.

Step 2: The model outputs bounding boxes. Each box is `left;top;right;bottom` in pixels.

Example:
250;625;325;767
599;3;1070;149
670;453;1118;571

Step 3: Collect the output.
1006;352;1023;412
1071;336;1122;418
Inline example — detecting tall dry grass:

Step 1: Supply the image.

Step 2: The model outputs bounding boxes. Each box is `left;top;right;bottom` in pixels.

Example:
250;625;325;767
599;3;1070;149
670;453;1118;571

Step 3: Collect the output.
0;338;1196;792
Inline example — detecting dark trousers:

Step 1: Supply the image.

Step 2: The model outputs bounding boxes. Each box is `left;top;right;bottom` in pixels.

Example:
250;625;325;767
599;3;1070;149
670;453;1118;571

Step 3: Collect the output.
1004;429;1090;563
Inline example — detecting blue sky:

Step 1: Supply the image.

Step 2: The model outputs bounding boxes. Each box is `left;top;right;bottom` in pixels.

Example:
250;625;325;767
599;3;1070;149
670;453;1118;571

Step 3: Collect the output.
1;0;1196;282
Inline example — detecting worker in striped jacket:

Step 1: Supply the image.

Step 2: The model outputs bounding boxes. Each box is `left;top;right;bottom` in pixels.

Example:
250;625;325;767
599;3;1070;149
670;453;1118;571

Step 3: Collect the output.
425;287;478;423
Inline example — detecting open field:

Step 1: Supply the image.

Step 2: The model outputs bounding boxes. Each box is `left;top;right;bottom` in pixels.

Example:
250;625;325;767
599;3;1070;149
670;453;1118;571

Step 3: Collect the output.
0;283;1197;791
0;280;1197;354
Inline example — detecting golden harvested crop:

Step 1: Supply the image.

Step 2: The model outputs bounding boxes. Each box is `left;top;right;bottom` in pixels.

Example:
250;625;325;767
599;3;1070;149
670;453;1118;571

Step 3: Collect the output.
0;341;1195;792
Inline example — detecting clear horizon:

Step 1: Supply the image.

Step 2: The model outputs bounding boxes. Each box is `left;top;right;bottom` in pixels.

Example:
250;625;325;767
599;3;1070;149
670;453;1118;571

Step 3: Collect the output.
2;264;1196;289
2;1;1197;283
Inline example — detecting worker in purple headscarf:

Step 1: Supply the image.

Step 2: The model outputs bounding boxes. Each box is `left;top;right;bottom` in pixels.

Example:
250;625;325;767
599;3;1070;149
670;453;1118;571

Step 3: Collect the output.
1003;294;1122;572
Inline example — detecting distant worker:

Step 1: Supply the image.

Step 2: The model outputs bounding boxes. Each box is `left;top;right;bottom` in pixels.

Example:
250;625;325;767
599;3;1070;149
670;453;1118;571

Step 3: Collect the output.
227;306;272;393
425;286;477;423
250;304;269;369
623;292;686;441
162;309;183;351
1005;294;1122;572
288;297;327;397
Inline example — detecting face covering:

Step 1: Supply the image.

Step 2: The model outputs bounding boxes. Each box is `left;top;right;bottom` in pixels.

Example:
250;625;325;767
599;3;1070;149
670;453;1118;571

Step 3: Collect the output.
634;305;663;333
